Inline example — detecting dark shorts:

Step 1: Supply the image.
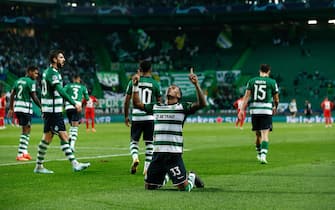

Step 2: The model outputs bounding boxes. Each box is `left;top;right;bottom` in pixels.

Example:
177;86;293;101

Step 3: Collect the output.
251;114;273;131
145;152;187;187
131;120;154;142
43;113;66;134
66;109;81;123
15;112;32;126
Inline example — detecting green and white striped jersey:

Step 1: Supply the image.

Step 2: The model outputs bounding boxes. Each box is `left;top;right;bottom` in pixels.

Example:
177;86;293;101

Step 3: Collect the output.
12;76;36;114
144;102;193;153
64;82;89;110
126;76;161;121
246;76;279;115
41;67;63;113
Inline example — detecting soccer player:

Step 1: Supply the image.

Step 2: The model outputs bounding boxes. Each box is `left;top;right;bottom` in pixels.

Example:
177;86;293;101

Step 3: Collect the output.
83;93;98;132
0;92;6;129
124;60;161;175
233;96;246;129
7;66;42;161
238;64;279;164
304;100;313;123
34;50;90;174
288;98;298;118
321;96;334;128
132;67;206;191
64;75;89;151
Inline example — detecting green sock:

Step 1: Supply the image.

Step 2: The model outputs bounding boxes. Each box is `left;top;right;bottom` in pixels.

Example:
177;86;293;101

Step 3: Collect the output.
261;141;269;156
255;144;261;156
60;140;76;163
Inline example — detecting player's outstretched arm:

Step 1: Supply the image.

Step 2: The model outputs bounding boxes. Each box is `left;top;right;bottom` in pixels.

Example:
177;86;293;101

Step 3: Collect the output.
189;67;206;111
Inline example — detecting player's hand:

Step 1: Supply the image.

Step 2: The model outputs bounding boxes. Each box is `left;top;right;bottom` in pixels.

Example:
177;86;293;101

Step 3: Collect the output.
189;67;198;85
272;107;277;115
75;103;82;113
125;116;130;127
132;69;141;86
7;109;13;118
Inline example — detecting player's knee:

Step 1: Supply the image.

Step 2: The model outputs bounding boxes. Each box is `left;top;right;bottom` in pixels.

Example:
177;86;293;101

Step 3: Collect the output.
145;183;160;190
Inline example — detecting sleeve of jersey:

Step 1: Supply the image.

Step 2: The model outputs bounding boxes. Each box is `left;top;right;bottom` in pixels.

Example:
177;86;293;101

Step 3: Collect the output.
125;81;133;95
31;81;36;92
246;81;251;90
273;81;279;94
83;87;90;101
55;84;76;106
63;84;68;94
144;103;154;115
155;82;162;97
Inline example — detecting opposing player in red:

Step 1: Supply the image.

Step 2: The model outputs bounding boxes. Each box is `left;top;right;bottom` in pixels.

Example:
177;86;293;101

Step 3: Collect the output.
321;96;334;128
233;96;246;129
0;92;6;129
83;93;98;132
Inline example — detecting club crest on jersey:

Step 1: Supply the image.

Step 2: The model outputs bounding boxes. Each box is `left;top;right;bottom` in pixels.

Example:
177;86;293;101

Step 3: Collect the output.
52;75;58;81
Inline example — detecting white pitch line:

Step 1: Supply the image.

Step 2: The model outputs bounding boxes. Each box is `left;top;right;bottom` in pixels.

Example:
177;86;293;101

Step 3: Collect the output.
0;153;133;167
0;149;191;167
0;145;128;150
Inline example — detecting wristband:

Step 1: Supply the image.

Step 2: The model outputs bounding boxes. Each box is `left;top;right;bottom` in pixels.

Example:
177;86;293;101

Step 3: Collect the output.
132;86;139;92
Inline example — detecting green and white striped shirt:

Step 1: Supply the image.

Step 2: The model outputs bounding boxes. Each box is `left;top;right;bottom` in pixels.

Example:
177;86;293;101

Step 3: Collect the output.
12;76;36;114
246;76;279;115
126;76;161;121
41;67;63;113
144;102;193;153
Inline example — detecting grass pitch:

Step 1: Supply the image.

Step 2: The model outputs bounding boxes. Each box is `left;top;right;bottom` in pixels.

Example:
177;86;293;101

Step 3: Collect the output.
0;122;334;210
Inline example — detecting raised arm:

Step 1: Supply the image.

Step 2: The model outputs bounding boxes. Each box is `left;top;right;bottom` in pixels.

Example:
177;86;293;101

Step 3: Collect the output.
189;67;206;112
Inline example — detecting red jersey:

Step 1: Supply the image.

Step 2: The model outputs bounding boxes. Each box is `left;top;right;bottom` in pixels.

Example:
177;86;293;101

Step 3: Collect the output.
84;96;98;110
321;99;334;117
0;95;6;117
233;98;245;112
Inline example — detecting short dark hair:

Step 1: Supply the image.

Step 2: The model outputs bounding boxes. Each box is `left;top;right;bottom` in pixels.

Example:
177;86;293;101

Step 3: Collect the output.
49;49;64;64
260;64;271;73
139;60;151;73
26;66;38;73
73;75;80;80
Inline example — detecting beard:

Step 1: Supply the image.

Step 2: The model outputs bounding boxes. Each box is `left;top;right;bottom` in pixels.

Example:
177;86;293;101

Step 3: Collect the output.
57;62;63;69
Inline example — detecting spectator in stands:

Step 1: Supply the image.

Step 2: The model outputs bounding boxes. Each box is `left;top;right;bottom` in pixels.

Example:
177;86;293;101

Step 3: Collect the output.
320;96;334;128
